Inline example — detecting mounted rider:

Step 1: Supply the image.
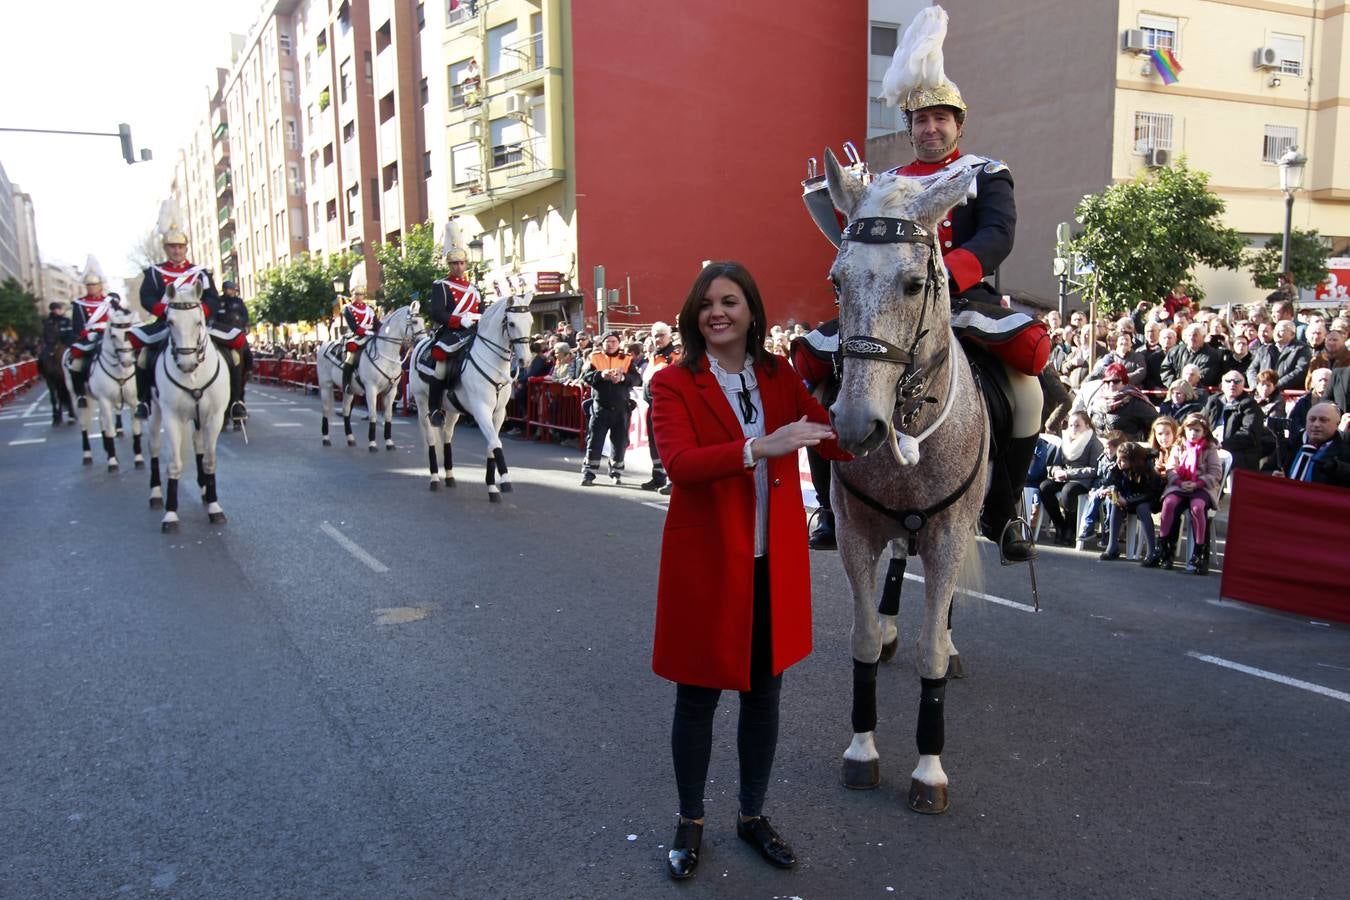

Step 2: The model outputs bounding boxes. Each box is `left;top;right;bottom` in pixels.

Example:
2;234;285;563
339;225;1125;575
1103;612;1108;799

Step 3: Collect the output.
132;200;219;420
208;279;251;421
67;256;117;408
799;6;1049;562
340;260;380;396
425;218;482;427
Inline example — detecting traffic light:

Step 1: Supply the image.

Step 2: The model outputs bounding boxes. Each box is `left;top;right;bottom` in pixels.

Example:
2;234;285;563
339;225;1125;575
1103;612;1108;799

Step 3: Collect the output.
118;123;136;165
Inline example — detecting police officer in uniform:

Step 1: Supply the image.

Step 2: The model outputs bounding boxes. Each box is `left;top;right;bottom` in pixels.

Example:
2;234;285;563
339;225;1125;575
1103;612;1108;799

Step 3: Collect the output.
340;261;379;396
132;202;219;419
208;280;251;421
639;321;681;493
67;257;115;408
581;331;642;485
40;301;76;424
426;222;481;427
800;7;1050;561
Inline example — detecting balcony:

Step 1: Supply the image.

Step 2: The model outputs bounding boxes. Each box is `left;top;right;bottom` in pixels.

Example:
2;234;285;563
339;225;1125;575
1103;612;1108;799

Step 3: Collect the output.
218;205;234;227
220;236;234;257
213;138;230;168
213;121;228;142
451;136;564;213
215;171;232;197
502;32;545;91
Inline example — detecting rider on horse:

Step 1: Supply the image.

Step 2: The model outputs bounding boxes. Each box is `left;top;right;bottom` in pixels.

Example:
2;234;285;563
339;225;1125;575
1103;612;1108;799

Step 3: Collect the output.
67;257;117;409
208;279;252;421
425;220;482;428
41;301;75;424
132;201;219;420
340;260;380;396
798;12;1049;562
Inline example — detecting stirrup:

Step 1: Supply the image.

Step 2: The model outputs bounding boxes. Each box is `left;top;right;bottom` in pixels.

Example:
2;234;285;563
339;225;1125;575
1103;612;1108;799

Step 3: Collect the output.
429;409;446;427
134;401;150;420
997;516;1037;566
76;396;88;409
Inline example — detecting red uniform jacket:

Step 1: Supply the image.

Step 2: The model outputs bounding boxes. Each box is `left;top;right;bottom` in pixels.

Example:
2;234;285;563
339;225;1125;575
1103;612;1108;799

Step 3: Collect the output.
650;357;848;691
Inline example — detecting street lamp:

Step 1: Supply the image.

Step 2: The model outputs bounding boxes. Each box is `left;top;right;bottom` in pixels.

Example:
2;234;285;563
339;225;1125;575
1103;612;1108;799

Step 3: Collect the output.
467;235;485;284
1278;146;1308;298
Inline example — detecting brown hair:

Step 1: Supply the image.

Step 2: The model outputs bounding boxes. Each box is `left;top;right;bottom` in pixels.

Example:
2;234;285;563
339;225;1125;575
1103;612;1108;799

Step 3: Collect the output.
1180;412;1216;445
676;261;775;374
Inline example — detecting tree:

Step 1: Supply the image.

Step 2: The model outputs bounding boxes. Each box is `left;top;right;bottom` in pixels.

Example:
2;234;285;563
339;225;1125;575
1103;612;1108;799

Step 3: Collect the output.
127;227;163;271
1246;228;1329;291
1067;160;1246;316
0;278;42;339
252;251;357;327
374;221;448;310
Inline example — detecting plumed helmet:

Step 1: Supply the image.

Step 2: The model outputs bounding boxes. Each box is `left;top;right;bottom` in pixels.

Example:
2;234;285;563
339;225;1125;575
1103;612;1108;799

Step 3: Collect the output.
349;260;368;295
157;199;189;246
443;217;469;262
81;254;105;286
881;6;967;117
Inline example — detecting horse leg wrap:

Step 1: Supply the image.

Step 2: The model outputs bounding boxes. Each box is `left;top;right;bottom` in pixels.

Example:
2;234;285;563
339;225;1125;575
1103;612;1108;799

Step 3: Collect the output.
852;659;880;733
427;447;438;475
916;677;948;756
81;432;91;452
878;557;908;617
102;435;116;459
133;434;142;455
195;453;205;484
321;417;329;436
204;474;218;504
166;478;179;512
492;446;507;475
150;457;161;488
383;421;392;442
485;457;496;486
444;444;453;470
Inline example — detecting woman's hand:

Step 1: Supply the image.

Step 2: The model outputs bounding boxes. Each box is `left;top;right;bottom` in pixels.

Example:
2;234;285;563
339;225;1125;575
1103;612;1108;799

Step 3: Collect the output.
752;416;836;460
1180;479;1197;492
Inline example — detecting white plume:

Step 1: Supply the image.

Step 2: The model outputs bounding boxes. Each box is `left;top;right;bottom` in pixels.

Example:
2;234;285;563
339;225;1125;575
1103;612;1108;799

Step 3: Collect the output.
349;260;368;293
880;6;951;107
443;217;465;254
81;254;105;283
156;198;185;239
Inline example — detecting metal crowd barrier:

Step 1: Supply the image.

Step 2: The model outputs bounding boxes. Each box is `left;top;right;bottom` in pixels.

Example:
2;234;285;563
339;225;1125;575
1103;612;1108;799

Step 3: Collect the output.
252;359;319;392
0;359;39;405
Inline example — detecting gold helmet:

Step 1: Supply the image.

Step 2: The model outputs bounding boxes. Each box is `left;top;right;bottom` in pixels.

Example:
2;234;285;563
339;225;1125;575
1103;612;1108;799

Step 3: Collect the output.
349;260;369;296
81;254;105;287
447;248;469;264
881;6;967;119
157;199;189;246
443;216;470;264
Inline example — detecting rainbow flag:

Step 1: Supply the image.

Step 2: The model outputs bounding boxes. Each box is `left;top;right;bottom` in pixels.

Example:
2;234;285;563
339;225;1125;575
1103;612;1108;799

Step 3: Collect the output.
1152;47;1182;85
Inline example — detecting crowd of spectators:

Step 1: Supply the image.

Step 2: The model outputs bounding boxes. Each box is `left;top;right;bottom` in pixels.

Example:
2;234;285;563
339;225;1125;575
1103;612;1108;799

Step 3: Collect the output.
1034;292;1350;573
1;334;40;368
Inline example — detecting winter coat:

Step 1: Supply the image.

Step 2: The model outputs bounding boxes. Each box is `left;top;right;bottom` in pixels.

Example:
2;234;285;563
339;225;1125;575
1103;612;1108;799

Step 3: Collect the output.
1247;341;1312;393
1162;441;1224;508
1202;393;1266;472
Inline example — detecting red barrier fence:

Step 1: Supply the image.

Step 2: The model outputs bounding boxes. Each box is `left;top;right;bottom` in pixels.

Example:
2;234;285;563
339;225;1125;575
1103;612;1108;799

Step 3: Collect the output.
0;359;39;405
1221;469;1350;623
253;359;319;391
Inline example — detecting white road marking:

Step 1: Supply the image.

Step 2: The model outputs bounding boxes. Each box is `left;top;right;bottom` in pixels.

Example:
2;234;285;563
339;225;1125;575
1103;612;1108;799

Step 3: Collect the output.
903;572;1039;613
1187;652;1350;704
273;422;302;427
320;522;389;573
9;438;47;445
641;501;668;511
23;421;47;427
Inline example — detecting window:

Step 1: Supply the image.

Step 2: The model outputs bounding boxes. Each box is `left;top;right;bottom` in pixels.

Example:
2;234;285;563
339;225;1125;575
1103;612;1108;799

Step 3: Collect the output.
280;32;293;56
364;51;373;84
376;20;392;53
269;123;279;153
304;53;312;80
316;32;327;55
340;58;351;103
420;77;429;106
313;200;321;230
1269;33;1304;76
490;116;525;167
369;178;379;219
347;185;358;226
379;91;395;123
417;3;425;30
423;151;432;179
1134;111;1174;153
870;24;898;58
306;104;315;135
290;207;305;238
288;162;302;195
447;0;472;25
530;13;543;68
343;121;355;143
1263;125;1298;163
285;118;299;150
382;162;399;190
327;199;337;221
282;70;297;103
487;22;519;77
448;58;477;108
323;143;334;166
310;151;319;181
451;141;479;186
1138;14;1178;52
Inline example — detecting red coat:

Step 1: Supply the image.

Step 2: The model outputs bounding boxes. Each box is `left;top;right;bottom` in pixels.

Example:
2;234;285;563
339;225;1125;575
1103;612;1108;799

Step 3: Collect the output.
650;357;848;691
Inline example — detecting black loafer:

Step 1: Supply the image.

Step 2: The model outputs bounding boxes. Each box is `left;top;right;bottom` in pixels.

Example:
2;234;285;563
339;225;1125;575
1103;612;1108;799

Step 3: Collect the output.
736;815;796;869
667;819;702;880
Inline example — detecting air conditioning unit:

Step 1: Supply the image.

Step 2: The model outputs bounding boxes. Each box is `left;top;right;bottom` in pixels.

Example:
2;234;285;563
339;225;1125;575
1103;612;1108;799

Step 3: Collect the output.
1254;46;1280;69
468;120;482;140
1121;29;1149;53
504;92;529;117
1144;147;1171;168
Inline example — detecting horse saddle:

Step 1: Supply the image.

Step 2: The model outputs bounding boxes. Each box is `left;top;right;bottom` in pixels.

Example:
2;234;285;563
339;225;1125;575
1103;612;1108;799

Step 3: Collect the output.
321;343;345;367
962;340;1013;458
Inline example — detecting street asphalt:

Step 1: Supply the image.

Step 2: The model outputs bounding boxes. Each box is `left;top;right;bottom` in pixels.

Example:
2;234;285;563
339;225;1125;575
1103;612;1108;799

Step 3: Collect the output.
1;382;1347;899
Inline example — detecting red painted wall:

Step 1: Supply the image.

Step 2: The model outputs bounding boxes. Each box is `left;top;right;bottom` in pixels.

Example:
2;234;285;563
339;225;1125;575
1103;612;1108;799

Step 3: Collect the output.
570;1;865;329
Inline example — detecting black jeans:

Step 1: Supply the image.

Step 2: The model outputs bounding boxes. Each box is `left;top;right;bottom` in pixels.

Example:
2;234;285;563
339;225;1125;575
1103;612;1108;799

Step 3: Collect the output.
671;557;781;820
1039;479;1089;535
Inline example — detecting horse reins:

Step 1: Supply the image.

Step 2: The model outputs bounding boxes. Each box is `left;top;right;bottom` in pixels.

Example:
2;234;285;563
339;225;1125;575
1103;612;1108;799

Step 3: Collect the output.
162;300;222;429
463;304;531;392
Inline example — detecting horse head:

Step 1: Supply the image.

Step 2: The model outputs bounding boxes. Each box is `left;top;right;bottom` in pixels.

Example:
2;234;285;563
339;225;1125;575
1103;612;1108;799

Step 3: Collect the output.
164;282;208;373
106;303;138;363
824;148;976;458
482;295;535;369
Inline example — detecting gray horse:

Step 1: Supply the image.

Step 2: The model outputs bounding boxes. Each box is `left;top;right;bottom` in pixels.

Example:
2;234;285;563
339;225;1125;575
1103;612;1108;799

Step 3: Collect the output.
824;151;991;815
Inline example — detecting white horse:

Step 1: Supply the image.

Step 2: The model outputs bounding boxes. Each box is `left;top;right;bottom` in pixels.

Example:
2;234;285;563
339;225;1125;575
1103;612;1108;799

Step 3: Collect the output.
410;296;534;501
146;283;231;532
315;303;425;451
63;304;144;471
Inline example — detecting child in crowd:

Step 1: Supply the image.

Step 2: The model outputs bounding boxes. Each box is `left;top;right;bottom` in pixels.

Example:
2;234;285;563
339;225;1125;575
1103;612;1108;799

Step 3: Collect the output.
1076;430;1126;547
1145;413;1222;574
1147;415;1181;477
1098;442;1164;562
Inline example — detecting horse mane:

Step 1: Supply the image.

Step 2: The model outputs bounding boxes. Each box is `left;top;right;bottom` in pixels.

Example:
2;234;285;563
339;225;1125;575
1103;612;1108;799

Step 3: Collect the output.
856;172;926;218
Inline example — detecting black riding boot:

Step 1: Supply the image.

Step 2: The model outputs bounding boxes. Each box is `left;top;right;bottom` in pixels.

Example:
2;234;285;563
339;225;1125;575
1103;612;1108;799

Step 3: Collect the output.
428;379;446;427
71;368;88;408
806;446;836;550
982;434;1038;562
808;508;837;550
342;359;356;395
226;355;247;420
134;364;152;420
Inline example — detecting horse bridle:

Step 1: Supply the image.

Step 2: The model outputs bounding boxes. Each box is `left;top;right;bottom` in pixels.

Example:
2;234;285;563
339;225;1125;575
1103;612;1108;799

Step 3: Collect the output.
166;300;208;365
465;304;531;391
837;216;950;432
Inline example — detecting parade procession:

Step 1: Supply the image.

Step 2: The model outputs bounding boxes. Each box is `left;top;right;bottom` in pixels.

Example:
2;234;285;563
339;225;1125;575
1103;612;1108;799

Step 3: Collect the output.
2;2;1349;897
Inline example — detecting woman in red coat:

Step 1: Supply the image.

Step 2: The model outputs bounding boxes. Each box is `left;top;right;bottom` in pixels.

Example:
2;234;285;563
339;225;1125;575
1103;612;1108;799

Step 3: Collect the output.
650;261;846;880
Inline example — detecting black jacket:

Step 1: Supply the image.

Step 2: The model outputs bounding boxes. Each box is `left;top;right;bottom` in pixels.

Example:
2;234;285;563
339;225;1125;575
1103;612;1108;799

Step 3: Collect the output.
208;293;250;332
1162;344;1224;389
139;263;219;316
1288;432;1350;488
1247;341;1312;393
1202;393;1265;471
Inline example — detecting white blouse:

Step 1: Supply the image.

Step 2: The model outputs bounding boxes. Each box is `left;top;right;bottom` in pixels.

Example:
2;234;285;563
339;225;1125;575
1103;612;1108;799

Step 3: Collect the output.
708;355;768;557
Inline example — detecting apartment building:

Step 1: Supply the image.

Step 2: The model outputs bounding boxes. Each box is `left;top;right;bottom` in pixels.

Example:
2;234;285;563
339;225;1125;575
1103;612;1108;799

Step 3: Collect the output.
922;0;1350;306
868;0;933;139
170;69;233;284
41;262;81;308
367;0;430;245
440;0;865;328
222;1;310;299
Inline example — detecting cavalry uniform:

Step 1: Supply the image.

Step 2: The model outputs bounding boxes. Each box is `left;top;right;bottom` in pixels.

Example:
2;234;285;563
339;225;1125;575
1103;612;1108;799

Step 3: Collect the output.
208;284;252;419
581;340;642;484
67;258;116;406
639;338;682;492
424;272;481;425
41;304;76;423
131;260;217;419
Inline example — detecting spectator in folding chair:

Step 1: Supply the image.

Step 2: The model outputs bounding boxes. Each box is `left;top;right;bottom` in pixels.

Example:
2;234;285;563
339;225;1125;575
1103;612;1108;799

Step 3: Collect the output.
1203;370;1266;472
1145;413;1222;574
1038;411;1102;546
1098;441;1164;562
1278;401;1350;488
1147;415;1181;477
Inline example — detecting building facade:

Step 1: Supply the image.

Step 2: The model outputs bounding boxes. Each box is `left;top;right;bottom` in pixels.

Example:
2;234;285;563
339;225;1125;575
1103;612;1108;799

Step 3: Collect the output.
930;0;1350;307
41;262;81;308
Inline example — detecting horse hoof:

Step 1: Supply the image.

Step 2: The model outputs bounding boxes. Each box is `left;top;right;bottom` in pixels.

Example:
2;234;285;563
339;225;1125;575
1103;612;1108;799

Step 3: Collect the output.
149;497;164;510
346;437;356;446
842;758;881;790
107;463;119;473
879;638;898;663
82;457;92;466
322;438;332;447
429;481;440;491
368;445;378;453
161;521;179;534
134;460;144;470
488;492;501;503
907;779;949;815
445;478;456;488
499;482;513;493
232;422;242;432
946;655;966;679
385;443;396;451
209;512;227;524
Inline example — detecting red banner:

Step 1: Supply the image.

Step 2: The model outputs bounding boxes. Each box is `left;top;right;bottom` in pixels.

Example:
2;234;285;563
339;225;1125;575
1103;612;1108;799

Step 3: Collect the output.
1221;469;1350;622
1315;257;1349;302
535;271;563;294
